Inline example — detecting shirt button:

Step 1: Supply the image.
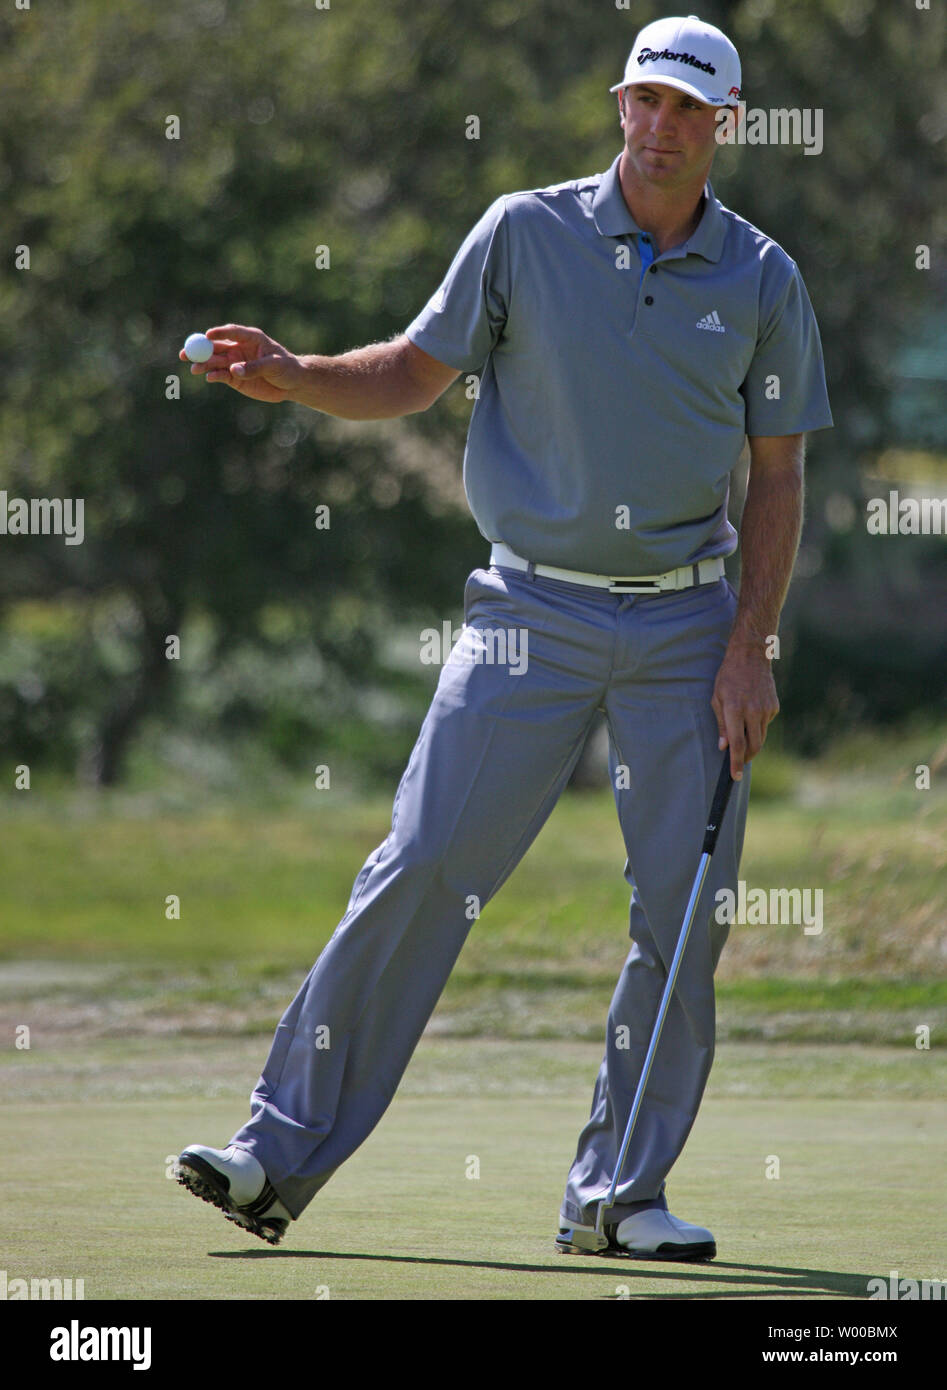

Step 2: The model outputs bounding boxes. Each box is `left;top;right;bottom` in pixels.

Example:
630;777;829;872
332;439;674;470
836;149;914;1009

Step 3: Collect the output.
644;295;654;305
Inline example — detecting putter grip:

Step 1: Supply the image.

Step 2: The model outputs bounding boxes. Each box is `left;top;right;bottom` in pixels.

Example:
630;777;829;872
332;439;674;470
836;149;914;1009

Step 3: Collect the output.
701;748;735;855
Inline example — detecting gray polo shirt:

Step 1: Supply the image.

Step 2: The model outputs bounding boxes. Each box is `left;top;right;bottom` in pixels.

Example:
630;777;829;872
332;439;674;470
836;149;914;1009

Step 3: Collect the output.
404;152;833;575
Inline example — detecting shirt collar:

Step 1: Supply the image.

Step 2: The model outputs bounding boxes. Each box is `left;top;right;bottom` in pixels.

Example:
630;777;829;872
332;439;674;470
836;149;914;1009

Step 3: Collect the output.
591;152;727;263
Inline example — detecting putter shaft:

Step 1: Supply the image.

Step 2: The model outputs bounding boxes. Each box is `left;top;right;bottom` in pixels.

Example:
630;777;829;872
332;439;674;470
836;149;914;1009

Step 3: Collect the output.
594;749;735;1240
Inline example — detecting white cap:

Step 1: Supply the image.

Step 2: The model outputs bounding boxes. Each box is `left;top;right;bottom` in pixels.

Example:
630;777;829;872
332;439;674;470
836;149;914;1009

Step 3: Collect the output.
610;14;742;107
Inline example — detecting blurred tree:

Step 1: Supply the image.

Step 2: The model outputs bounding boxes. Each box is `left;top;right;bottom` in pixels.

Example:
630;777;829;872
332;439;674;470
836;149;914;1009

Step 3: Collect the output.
0;0;943;780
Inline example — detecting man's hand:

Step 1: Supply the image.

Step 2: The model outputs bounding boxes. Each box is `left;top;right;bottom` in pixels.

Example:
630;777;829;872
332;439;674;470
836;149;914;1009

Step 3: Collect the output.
711;639;779;781
179;328;459;419
712;432;805;781
179;324;303;403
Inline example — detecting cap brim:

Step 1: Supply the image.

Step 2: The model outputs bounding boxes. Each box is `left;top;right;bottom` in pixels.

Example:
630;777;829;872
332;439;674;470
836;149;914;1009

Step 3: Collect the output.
609;74;730;106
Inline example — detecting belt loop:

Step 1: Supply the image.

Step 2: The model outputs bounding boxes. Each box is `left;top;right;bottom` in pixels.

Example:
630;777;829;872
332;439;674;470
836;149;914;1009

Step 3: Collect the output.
692;563;699;588
526;560;536;582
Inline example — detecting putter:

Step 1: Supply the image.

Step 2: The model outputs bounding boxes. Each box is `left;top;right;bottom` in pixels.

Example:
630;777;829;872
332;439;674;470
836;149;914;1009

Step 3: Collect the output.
566;746;736;1254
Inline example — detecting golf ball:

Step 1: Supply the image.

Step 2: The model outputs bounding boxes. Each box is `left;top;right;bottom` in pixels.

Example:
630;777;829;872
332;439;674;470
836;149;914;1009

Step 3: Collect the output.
183;332;214;364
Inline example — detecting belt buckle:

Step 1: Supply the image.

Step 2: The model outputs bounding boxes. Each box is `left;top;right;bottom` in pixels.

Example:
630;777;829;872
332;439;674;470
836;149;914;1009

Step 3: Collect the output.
607;577;663;594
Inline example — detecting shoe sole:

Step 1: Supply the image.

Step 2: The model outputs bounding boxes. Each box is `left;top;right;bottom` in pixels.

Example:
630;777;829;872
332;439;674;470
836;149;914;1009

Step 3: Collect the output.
174;1152;288;1246
555;1232;716;1262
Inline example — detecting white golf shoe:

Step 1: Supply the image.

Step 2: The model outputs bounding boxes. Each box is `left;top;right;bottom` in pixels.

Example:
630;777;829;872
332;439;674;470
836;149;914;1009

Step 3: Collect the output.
174;1143;292;1245
556;1207;716;1261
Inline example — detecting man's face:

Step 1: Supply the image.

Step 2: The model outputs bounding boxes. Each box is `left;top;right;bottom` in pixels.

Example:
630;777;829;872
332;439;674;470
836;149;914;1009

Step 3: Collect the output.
619;82;722;188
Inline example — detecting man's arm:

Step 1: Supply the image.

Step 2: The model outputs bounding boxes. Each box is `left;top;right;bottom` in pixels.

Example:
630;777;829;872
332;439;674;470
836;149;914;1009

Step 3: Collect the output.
181;326;460;419
711;432;805;780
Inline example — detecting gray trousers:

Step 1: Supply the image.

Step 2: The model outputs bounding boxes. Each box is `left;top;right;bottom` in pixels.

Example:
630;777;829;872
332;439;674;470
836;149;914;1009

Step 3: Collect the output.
230;561;751;1226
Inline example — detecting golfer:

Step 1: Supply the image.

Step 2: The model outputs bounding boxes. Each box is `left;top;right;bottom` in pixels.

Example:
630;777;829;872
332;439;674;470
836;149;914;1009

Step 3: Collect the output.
175;14;832;1259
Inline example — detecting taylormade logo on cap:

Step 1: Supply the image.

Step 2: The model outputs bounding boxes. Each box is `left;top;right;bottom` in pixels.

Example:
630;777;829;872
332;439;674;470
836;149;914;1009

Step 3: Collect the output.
610;14;742;107
638;48;717;75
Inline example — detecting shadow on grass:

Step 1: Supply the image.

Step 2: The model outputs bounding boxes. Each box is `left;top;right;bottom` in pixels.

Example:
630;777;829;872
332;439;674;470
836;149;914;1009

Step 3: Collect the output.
208;1249;870;1298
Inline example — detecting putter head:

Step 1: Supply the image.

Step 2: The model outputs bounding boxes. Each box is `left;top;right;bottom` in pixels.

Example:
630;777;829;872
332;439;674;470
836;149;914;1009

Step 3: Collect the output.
556;1223;610;1255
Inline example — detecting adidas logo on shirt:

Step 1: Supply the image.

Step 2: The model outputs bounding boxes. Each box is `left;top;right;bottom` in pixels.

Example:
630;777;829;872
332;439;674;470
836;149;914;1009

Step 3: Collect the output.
696;310;726;332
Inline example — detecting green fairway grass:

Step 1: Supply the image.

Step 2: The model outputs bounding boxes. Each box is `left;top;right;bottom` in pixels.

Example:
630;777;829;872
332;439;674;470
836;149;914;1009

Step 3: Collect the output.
1;721;944;1043
3;724;944;1299
5;1038;945;1301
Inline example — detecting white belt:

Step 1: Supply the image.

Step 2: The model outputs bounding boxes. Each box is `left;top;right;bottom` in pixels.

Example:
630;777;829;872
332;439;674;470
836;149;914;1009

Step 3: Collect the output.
489;541;726;595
